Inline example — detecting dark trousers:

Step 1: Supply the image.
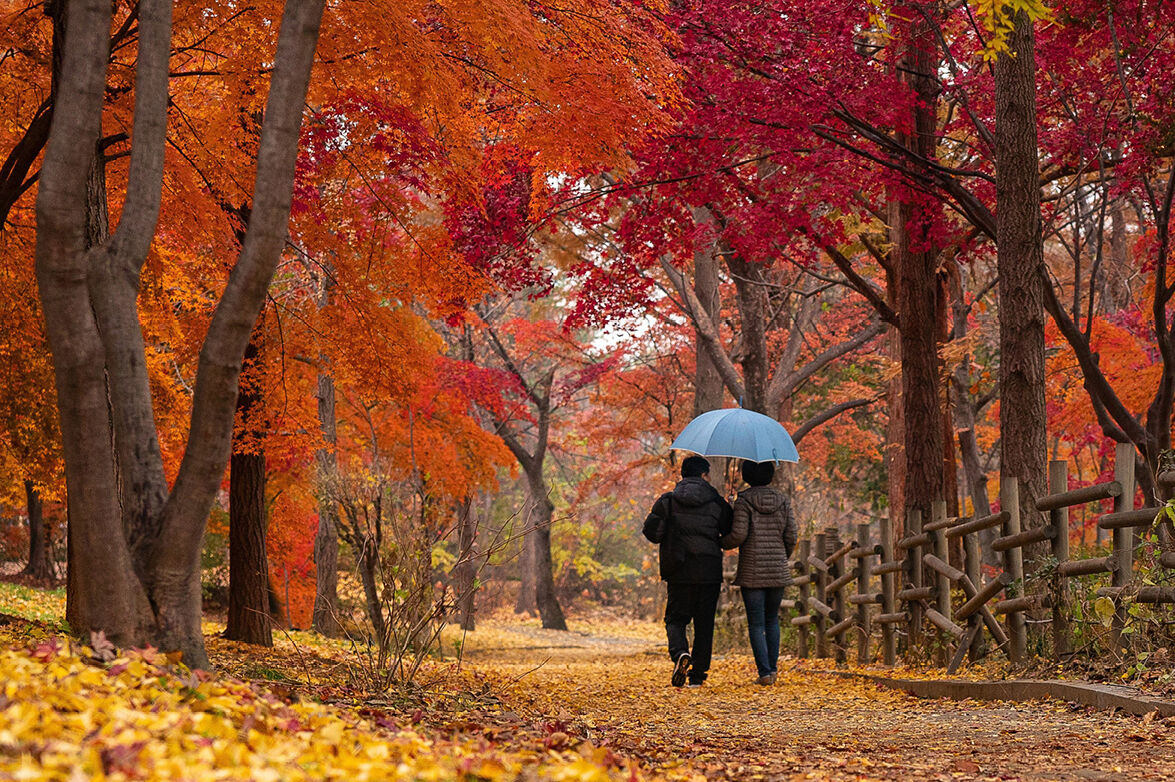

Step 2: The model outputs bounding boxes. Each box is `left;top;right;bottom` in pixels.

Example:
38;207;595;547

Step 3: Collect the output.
741;586;787;676
664;581;721;683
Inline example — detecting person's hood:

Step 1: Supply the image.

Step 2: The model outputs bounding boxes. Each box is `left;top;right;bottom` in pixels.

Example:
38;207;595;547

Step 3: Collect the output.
740;485;781;514
672;476;719;507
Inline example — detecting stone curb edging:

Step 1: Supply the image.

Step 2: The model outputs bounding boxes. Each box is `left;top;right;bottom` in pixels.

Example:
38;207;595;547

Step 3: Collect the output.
817;669;1175;717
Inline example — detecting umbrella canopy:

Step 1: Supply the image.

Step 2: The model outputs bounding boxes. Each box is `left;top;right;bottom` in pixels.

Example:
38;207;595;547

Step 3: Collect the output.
670;408;799;463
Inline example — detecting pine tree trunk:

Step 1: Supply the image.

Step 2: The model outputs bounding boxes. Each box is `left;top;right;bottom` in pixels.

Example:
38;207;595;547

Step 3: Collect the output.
22;481;52;581
893;8;945;521
995;11;1048;566
884;274;906;542
225;334;272;647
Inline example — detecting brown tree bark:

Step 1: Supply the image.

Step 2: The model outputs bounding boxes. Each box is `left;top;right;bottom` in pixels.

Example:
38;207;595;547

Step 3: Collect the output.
691;210;725;418
36;0;325;667
22;481;52;581
312;271;341;637
892;6;945;523
225;333;272;646
455;496;478;631
995;11;1048;565
513;523;538;615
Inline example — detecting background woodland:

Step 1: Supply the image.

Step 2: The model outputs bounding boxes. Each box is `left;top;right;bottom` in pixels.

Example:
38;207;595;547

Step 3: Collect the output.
1;0;1173;669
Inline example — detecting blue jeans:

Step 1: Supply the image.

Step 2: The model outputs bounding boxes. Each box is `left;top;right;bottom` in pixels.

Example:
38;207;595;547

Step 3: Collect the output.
741;586;786;676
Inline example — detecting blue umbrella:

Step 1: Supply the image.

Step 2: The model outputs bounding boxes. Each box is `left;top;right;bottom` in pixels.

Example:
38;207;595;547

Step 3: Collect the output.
670;408;799;463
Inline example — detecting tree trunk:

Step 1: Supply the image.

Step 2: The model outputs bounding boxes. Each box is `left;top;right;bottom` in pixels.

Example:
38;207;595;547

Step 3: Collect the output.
995;11;1048;566
36;0;325;668
22;481;52;581
513;494;538;615
526;472;567;630
358;538;386;646
1103;199;1133;312
225;333;272;646
692;211;724;417
312;272;341;637
455;495;478;631
727;252;770;413
893;7;945;522
884;273;905;542
938;274;959;518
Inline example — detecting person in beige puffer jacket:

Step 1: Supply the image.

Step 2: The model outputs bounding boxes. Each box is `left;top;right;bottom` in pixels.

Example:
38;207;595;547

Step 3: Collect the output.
721;460;798;685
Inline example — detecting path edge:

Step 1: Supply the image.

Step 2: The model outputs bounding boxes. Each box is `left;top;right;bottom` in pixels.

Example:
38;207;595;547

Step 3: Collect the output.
817;669;1175;717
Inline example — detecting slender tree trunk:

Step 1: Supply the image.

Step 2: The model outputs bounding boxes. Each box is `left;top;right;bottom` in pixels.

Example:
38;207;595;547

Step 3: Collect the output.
1103;199;1132;312
359;538;385;646
692;211;724;417
455;495;478;631
225;333;272;646
22;481;52;581
312;271;341;637
995;11;1048;565
727;252;769;413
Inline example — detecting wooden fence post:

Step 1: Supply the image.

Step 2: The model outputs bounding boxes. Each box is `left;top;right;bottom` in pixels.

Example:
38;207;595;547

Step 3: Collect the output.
879;512;897;666
814;532;828;659
1111;441;1135;657
856;522;871;663
963;530;984;661
1001;477;1027;664
904;508;924;651
794;539;811;658
932;500;951;664
1048;459;1071;659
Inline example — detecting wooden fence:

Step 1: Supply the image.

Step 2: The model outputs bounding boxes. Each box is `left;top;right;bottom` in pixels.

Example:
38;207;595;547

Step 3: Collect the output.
784;443;1175;671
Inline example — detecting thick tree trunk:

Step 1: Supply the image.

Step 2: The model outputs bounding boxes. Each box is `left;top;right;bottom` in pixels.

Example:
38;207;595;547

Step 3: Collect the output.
37;0;325;668
22;481;52;581
455;496;478;631
884;273;905;541
995;12;1048;566
225;334;272;646
312;274;341;637
513;498;538;615
893;8;945;522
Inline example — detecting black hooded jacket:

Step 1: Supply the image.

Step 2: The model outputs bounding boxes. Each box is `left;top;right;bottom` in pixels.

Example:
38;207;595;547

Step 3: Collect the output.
642;477;734;583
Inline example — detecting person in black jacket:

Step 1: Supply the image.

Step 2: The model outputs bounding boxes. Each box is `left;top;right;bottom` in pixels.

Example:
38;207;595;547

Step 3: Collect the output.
643;455;734;687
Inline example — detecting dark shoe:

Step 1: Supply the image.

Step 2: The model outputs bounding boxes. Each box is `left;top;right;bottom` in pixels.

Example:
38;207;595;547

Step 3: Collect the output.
686;680;704;688
756;673;777;686
671;653;691;687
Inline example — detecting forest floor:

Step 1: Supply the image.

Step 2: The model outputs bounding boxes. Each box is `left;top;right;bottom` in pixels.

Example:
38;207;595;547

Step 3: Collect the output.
1;582;1175;781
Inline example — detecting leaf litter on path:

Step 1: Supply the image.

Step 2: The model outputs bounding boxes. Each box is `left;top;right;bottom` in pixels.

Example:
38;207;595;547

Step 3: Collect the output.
458;619;1175;781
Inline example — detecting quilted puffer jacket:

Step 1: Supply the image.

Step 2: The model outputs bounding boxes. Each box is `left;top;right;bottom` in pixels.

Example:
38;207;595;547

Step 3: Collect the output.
721;486;797;588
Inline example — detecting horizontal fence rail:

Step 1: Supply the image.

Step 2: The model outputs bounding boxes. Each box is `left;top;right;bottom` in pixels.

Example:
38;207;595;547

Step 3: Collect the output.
779;442;1175;671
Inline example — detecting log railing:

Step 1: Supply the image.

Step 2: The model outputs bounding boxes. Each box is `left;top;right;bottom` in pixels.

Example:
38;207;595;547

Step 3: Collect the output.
780;442;1175;669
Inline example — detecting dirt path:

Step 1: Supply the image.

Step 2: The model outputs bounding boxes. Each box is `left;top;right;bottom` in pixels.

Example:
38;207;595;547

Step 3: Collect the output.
459;620;1175;781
